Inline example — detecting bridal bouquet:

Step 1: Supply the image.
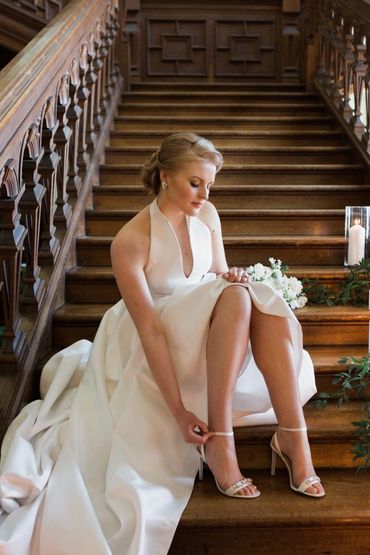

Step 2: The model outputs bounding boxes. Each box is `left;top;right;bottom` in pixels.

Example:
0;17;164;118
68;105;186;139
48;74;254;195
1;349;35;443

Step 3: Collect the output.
245;258;307;310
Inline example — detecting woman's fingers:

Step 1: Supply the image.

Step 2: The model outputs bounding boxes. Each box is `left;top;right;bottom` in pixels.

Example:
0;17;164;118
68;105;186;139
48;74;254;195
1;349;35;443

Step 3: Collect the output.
222;267;248;283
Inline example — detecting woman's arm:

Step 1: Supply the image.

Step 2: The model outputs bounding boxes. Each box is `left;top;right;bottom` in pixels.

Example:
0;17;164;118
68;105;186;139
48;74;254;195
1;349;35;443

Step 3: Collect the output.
199;201;249;283
110;217;209;444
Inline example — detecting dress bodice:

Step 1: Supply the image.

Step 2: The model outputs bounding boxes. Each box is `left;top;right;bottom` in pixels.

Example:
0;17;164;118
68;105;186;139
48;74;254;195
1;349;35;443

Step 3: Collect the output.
144;199;213;296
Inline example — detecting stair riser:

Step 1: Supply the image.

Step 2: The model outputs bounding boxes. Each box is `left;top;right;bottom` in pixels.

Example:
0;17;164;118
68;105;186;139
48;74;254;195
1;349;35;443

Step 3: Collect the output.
131;83;306;92
105;150;353;165
76;242;346;267
114;120;337;131
85;215;345;237
93;189;369;210
123;94;322;104
110;135;345;147
118;106;327;117
170;526;370;555
99;170;363;186
53;312;366;347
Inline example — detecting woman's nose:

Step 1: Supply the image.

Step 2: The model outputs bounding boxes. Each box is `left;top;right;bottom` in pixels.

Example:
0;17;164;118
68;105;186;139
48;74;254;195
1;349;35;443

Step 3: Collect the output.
199;187;209;200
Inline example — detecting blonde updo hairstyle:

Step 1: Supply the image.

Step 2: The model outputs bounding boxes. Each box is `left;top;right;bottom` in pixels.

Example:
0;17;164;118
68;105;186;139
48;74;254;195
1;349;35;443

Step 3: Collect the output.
142;132;223;196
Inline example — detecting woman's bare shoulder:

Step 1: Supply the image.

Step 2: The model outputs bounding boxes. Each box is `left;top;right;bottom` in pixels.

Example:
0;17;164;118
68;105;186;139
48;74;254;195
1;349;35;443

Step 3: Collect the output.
111;204;151;262
198;200;221;233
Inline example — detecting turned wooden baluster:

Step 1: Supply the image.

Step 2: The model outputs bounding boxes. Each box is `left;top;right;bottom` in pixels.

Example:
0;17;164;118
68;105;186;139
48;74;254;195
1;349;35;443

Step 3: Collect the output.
361;39;370;154
0;161;28;370
106;4;119;92
323;7;336;95
93;23;104;133
77;44;91;172
85;33;98;153
99;20;109;118
331;11;344;109
19;125;46;312
352;32;367;141
66;59;82;195
38;98;61;264
341;25;355;123
54;75;73;228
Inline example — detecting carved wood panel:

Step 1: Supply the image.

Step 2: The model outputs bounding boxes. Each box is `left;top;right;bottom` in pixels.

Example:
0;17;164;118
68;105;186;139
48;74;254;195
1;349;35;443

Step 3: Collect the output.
146;19;207;77
214;18;277;77
141;3;289;81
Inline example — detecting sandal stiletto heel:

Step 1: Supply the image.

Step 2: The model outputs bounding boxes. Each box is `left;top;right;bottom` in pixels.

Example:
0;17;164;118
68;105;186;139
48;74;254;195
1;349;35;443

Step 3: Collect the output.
197;431;260;499
270;426;325;498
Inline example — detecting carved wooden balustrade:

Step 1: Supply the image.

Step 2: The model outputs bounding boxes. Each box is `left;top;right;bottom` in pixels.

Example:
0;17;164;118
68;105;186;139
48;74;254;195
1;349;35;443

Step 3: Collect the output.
1;0;68;23
0;0;127;436
315;0;370;160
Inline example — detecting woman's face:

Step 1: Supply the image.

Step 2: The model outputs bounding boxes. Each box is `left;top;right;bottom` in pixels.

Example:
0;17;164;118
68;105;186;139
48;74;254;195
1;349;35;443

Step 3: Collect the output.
160;159;216;216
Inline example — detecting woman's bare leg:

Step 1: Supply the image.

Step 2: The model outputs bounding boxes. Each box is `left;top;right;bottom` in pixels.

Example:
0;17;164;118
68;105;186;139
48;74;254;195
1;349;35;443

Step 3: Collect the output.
250;307;325;495
205;286;258;496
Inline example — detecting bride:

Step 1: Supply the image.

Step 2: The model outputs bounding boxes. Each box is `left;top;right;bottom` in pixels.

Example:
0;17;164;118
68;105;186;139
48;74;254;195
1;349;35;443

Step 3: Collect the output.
0;132;324;555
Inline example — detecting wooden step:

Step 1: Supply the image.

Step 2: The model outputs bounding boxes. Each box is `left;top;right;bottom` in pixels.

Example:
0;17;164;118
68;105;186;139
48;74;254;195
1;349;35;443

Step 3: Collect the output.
104;145;354;165
85;208;345;237
131;82;307;92
222;236;346;266
122;91;323;104
109;129;346;147
65;266;351;304
170;468;370;555
308;345;369;394
92;184;369;210
76;235;347;266
118;102;327;117
99;164;364;186
114;115;338;131
53;302;369;348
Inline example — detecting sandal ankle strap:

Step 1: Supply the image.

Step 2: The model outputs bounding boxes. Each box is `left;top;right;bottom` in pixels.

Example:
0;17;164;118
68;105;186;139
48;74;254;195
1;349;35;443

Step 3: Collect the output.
212;431;234;436
279;426;307;432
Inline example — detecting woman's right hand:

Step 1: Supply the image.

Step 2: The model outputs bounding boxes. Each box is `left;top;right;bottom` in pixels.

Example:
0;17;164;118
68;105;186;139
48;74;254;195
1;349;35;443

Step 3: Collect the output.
175;409;210;445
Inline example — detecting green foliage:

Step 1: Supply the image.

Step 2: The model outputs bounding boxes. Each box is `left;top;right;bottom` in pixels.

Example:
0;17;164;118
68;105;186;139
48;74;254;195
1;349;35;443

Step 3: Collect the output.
303;258;370;307
316;354;370;471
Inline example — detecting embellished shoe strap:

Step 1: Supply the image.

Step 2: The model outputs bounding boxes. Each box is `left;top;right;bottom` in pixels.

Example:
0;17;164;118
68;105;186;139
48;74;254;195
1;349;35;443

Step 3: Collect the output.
212;431;234;436
223;477;252;496
298;475;322;493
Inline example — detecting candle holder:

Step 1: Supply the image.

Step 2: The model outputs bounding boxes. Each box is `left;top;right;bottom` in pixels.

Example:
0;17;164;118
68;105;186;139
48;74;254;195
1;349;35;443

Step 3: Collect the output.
344;206;370;266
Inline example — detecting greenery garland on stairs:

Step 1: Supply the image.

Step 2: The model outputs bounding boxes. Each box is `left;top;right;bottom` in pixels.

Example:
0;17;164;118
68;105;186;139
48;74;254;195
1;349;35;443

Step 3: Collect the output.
303;258;370;471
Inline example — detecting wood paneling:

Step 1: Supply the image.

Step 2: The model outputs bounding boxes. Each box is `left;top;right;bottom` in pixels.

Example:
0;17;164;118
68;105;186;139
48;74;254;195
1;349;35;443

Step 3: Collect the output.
137;1;304;81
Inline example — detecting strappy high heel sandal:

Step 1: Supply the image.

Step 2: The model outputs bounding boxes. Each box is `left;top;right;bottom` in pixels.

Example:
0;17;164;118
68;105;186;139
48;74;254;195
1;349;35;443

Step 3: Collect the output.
197;431;260;499
270;426;325;498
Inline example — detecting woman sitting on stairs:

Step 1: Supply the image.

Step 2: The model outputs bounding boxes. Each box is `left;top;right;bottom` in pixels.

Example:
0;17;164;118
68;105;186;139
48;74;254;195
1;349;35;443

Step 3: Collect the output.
0;132;324;555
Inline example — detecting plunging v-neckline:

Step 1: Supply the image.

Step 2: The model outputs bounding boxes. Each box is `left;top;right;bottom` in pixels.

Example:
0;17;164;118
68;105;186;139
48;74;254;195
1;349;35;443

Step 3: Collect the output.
154;200;194;279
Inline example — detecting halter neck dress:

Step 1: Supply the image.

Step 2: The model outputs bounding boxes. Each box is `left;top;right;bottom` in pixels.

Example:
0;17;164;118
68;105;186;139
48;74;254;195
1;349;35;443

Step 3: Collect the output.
0;198;316;555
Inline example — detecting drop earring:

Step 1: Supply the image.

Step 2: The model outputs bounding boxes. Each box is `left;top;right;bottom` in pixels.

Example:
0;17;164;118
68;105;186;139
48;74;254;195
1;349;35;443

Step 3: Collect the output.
161;181;168;189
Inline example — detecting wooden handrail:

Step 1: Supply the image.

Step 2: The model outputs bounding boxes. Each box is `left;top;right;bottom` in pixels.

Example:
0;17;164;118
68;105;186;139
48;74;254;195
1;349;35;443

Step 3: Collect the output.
315;0;370;162
0;0;127;437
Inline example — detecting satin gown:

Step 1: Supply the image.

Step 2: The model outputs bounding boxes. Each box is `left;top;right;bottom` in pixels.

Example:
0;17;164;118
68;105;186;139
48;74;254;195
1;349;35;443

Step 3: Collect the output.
0;199;316;555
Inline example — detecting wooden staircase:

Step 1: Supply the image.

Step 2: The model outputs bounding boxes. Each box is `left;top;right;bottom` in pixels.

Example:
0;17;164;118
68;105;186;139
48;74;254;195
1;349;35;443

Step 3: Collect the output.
52;81;370;553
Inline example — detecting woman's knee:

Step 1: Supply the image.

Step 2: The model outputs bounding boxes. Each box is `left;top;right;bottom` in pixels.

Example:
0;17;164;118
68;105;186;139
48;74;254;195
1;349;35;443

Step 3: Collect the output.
212;285;252;321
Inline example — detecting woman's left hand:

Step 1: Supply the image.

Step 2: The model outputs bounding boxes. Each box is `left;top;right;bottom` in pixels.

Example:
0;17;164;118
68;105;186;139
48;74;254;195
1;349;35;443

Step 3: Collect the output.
221;267;249;283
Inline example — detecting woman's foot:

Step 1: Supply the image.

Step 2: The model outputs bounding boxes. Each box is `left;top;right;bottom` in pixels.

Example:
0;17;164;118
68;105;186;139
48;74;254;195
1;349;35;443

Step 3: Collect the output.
276;428;325;496
204;434;259;497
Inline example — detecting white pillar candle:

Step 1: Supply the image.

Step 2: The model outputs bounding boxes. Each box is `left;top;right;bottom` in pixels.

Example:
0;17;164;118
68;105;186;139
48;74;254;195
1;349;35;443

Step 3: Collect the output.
348;219;365;265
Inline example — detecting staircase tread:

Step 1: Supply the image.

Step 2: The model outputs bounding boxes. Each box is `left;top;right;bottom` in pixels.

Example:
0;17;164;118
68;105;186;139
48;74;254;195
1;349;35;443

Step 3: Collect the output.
115;114;334;122
180;469;370;528
105;145;351;153
119;101;325;108
308;345;368;371
86;208;345;217
54;302;370;321
77;235;347;244
110;129;343;136
124;91;319;98
92;183;366;192
100;163;362;171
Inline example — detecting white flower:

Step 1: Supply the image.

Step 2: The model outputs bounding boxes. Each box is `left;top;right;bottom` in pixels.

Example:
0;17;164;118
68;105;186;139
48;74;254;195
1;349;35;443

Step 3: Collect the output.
246;259;307;310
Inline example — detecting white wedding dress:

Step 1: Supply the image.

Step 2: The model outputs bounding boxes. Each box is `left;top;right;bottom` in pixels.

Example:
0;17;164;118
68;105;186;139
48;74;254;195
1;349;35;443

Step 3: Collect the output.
0;199;316;555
